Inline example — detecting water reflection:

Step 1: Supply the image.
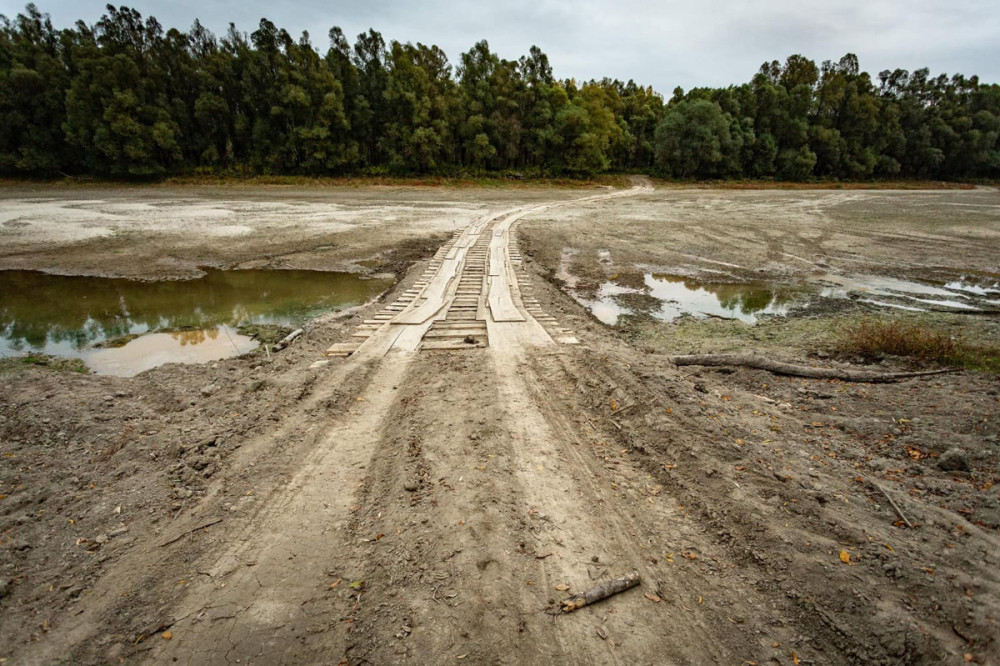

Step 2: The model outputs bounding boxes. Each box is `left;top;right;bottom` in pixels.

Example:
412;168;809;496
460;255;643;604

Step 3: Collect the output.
79;325;257;377
571;273;797;325
0;268;393;359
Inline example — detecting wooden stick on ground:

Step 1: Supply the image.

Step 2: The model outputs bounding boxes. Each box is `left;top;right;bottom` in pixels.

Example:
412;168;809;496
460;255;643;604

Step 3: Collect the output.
561;571;640;612
158;518;223;547
871;481;914;529
669;354;957;383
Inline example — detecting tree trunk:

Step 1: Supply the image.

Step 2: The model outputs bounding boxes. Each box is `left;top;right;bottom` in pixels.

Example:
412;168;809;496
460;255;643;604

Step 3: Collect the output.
669;354;956;383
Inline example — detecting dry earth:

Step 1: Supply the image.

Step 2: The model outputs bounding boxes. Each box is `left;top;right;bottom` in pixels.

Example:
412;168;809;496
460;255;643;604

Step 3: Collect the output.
1;182;998;666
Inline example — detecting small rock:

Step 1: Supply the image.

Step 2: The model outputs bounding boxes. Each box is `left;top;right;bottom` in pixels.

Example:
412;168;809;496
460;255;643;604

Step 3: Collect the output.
0;578;9;599
108;526;129;538
938;448;970;472
404;481;419;492
200;384;217;397
94;534;109;545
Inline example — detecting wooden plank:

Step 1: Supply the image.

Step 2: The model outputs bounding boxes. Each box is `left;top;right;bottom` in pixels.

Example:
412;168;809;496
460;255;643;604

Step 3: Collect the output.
421;339;486;350
488;244;505;277
326;341;361;356
424;328;487;338
394;254;464;325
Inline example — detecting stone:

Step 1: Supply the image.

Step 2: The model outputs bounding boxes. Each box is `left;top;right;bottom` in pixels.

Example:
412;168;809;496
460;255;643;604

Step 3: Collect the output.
938;448;970;472
403;481;419;492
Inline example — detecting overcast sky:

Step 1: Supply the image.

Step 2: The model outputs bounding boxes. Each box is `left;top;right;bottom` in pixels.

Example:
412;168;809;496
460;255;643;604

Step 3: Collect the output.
3;0;998;93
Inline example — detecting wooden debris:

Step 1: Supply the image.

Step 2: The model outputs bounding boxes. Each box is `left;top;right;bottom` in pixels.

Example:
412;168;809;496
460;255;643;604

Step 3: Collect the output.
560;571;640;613
158;518;223;547
669;353;957;383
872;481;914;528
273;328;303;352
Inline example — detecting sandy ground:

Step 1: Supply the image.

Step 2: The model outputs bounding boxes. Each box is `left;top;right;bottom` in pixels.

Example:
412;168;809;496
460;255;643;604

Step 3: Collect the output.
0;184;584;279
1;182;999;665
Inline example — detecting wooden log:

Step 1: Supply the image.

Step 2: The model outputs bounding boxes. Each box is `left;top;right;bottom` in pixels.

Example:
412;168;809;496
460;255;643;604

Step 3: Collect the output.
272;328;303;352
561;571;640;612
669;354;957;383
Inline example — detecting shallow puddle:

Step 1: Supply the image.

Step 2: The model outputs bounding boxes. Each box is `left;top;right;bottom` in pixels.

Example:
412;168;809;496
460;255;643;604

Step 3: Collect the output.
572;273;798;325
559;247;999;326
812;273;992;311
0;269;392;374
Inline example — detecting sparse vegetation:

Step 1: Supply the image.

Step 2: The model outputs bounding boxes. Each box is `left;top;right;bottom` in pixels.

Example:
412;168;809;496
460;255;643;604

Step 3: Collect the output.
838;318;1000;371
0;353;89;373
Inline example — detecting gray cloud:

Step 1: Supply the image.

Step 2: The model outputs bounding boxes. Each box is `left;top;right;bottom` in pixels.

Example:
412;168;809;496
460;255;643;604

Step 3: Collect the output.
2;0;997;92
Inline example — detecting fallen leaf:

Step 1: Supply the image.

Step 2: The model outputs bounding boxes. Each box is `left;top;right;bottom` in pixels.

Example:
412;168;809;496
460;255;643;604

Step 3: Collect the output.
348;580;365;590
457;655;468;660
644;592;661;603
161;631;172;640
328;578;342;589
793;652;800;665
698;596;703;604
554;583;570;591
839;550;851;564
683;552;698;560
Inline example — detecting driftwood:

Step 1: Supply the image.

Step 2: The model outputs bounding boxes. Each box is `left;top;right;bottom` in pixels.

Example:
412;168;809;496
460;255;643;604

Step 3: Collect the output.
669;354;956;383
273;328;304;352
561;571;640;612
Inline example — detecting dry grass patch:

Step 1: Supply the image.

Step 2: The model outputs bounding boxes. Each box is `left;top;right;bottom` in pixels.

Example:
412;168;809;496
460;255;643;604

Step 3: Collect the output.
838;319;1000;372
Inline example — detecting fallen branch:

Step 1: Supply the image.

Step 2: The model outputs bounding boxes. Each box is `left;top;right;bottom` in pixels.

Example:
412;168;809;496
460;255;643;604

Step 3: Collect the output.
273;328;304;352
158;518;223;547
669;354;957;383
561;570;640;612
871;481;914;529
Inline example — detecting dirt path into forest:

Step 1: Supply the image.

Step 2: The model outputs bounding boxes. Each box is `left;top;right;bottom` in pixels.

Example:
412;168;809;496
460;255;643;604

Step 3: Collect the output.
3;180;999;666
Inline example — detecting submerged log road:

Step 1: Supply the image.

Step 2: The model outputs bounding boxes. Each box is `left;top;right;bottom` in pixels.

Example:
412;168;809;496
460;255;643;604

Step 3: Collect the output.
324;183;648;359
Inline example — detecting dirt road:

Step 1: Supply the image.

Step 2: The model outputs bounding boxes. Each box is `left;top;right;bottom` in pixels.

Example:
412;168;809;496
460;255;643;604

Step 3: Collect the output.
2;182;998;665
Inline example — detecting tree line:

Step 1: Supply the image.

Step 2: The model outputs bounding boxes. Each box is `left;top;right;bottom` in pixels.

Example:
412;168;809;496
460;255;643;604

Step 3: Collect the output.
1;4;997;180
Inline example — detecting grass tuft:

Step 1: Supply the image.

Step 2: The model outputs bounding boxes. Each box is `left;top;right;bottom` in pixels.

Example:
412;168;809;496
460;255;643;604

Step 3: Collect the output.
837;319;1000;372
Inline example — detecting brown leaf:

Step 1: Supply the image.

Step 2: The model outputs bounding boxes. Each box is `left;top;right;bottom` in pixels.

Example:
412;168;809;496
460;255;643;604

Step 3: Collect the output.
644;592;661;603
839;550;851;564
328;578;342;590
554;583;570;591
161;631;172;640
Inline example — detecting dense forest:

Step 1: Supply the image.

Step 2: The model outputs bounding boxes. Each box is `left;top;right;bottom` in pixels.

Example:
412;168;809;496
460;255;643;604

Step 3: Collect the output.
1;4;998;180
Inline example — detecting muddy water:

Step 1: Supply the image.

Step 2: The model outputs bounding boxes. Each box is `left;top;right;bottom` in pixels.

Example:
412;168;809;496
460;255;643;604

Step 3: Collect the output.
574;274;798;325
0;269;392;375
563;263;998;326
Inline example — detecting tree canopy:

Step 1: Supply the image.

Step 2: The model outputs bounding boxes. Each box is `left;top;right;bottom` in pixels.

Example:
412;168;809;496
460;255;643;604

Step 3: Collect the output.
1;4;997;180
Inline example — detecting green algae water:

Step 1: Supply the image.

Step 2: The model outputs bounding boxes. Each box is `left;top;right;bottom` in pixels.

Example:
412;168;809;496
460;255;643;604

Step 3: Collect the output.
0;269;393;374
